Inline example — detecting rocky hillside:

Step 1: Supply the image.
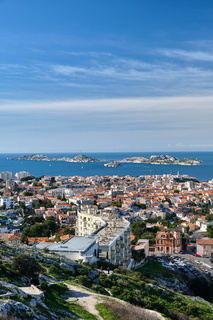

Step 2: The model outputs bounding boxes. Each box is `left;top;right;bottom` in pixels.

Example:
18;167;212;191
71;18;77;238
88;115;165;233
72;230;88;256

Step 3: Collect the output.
0;242;213;320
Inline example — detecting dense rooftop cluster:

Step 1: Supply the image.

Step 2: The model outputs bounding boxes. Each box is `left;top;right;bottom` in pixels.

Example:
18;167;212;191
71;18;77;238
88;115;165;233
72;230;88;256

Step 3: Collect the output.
0;171;212;250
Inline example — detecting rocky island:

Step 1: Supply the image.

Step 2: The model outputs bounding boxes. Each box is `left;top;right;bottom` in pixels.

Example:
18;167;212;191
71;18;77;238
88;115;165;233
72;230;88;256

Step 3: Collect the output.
104;160;122;167
8;153;201;166
121;154;201;165
8;154;100;163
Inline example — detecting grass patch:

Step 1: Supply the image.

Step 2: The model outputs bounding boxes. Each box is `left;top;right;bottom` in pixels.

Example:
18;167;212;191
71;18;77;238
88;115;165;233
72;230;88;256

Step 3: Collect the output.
96;303;118;320
69;302;98;320
45;283;70;312
137;260;174;278
65;279;79;286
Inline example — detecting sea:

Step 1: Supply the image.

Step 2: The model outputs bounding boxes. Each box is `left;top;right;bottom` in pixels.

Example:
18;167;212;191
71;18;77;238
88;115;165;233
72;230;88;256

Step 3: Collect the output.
0;152;213;182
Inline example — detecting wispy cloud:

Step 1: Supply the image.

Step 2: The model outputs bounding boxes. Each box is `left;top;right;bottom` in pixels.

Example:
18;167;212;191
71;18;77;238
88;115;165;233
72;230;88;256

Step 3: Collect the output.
50;60;213;83
2;46;213;100
0;95;213;115
0;63;28;74
158;48;213;62
59;51;113;58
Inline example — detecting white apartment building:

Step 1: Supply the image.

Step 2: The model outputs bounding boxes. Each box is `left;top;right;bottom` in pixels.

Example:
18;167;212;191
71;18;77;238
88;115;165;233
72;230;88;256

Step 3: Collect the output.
77;209;131;266
0;171;12;181
200;220;213;232
14;171;31;180
0;197;14;209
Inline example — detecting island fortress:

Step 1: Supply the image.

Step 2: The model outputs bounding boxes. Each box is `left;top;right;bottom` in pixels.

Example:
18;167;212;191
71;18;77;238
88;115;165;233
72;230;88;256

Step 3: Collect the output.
8;153;201;165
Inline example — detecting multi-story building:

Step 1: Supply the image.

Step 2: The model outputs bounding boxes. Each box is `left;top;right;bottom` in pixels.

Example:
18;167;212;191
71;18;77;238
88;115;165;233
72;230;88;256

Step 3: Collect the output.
0;196;14;209
6;179;16;189
155;230;182;255
77;209;106;236
14;171;31;180
0;171;12;181
77;209;131;266
196;238;213;257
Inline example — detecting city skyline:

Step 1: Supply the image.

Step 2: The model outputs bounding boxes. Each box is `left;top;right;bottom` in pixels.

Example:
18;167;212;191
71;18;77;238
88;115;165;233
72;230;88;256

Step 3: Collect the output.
0;1;213;152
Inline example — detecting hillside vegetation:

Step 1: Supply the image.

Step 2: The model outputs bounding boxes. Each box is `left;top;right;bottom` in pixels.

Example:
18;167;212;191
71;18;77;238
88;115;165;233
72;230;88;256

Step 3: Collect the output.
0;242;213;319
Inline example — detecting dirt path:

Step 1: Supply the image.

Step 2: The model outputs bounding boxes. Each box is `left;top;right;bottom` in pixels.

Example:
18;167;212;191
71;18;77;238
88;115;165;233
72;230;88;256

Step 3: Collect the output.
65;283;104;320
65;283;166;320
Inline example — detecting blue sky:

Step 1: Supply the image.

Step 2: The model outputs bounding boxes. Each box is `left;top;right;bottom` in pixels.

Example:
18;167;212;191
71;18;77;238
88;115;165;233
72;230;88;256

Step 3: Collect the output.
0;0;213;153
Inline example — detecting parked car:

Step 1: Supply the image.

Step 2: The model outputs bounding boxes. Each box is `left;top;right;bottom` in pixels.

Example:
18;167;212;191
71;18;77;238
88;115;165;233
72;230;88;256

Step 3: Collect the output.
179;250;184;254
193;253;201;257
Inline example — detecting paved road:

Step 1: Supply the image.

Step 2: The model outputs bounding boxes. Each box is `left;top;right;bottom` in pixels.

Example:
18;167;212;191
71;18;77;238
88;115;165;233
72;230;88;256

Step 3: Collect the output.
180;254;213;268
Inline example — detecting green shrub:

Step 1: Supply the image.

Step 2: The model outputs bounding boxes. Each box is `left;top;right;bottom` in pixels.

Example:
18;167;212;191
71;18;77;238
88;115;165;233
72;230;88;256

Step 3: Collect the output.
92;284;109;295
76;267;87;275
185;303;199;316
110;286;121;296
77;275;89;286
40;280;48;292
99;273;111;287
49;264;61;275
11;254;41;280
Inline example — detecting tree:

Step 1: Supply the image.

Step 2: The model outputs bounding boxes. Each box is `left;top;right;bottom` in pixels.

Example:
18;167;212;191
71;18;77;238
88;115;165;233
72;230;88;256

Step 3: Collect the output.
23;216;44;226
63;226;75;235
21;227;30;243
24;191;33;196
131;221;146;237
206;214;213;221
21;176;35;182
44;216;59;236
135;203;146;209
21;216;59;242
112;199;122;207
12;254;41;279
207;225;213;238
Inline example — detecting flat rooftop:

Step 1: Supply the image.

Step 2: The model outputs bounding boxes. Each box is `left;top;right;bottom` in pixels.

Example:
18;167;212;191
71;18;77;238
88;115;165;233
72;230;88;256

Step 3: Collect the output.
36;235;97;252
97;216;130;246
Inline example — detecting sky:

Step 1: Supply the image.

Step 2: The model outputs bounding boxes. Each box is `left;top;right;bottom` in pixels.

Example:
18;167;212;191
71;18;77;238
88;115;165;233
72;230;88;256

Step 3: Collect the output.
0;0;213;153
